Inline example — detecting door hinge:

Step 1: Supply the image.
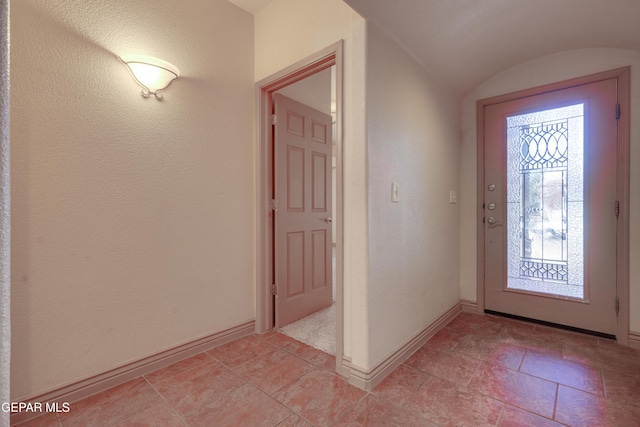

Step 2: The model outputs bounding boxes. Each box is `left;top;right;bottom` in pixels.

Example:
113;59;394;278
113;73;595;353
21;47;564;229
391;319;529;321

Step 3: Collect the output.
271;283;278;295
271;199;278;212
616;103;620;120
615;200;620;217
271;114;277;125
615;297;620;315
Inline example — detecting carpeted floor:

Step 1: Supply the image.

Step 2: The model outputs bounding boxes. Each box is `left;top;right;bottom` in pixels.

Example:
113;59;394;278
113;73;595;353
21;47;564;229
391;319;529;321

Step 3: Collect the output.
279;302;336;355
279;248;336;355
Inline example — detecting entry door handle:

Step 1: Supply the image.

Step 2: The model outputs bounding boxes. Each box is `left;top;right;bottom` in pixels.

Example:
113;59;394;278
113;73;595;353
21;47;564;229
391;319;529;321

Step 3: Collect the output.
322;217;333;223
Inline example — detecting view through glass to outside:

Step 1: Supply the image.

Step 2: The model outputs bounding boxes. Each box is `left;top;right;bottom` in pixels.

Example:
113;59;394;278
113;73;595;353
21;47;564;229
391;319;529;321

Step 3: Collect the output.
506;104;585;299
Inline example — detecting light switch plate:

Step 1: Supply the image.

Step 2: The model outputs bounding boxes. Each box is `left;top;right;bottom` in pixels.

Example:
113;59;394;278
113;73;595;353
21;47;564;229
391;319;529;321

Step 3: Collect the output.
449;190;457;204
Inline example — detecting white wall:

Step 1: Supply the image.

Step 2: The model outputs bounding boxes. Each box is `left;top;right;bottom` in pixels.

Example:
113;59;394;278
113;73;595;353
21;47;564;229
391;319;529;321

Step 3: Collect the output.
11;0;255;399
1;0;10;423
365;23;460;368
460;48;640;334
255;0;368;365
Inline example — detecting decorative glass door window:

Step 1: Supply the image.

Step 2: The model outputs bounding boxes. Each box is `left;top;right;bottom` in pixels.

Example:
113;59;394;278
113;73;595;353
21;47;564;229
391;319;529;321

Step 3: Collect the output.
506;104;585;299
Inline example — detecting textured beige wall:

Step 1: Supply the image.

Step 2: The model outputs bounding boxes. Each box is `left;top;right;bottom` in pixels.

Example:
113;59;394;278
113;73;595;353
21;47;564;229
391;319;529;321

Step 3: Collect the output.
11;0;255;400
1;0;9;424
460;48;640;334
255;0;368;364
365;23;460;368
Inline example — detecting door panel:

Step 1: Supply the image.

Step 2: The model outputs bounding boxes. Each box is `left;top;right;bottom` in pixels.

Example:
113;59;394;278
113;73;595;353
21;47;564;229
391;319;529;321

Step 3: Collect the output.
312;230;328;289
312;152;327;211
287;146;304;211
275;94;333;328
484;78;618;335
286;232;305;297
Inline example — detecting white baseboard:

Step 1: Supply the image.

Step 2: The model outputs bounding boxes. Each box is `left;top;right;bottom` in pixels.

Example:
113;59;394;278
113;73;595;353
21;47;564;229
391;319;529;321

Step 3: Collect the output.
344;301;462;391
460;299;479;314
12;302;634;425
337;355;352;379
11;321;255;426
629;331;640;350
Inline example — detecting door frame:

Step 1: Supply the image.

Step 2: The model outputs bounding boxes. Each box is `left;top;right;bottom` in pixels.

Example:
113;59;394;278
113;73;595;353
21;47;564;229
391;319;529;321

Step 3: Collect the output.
476;67;631;344
255;41;344;368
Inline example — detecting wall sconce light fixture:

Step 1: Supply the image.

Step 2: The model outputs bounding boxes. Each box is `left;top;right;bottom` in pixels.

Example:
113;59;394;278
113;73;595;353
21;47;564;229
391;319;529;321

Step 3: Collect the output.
120;54;180;100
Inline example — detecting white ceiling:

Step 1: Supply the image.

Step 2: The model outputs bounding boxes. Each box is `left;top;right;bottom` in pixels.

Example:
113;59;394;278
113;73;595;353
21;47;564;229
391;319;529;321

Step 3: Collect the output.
227;0;273;15
230;0;640;96
344;0;640;95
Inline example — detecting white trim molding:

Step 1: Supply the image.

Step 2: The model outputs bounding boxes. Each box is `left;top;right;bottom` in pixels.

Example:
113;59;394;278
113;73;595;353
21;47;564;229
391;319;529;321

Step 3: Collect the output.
344;301;462;391
460;299;479;314
629;331;640;350
11;321;255;426
255;41;345;375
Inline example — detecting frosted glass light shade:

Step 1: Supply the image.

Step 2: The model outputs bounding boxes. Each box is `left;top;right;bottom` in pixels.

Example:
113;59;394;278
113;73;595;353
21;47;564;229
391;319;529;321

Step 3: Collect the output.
120;54;180;99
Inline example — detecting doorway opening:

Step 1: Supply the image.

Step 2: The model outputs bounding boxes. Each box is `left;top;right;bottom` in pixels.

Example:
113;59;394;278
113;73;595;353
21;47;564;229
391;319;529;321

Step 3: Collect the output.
255;42;344;372
476;67;631;344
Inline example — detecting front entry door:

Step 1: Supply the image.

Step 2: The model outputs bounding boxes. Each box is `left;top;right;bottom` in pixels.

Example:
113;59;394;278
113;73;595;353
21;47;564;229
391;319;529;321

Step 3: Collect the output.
274;94;333;328
484;77;619;335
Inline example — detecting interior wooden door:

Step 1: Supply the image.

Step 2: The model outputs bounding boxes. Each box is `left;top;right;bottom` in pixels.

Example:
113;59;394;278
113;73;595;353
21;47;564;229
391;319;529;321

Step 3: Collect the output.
274;94;333;328
483;78;619;336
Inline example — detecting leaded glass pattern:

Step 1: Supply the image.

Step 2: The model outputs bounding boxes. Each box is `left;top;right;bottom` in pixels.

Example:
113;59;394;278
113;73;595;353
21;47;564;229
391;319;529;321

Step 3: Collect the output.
506;104;585;299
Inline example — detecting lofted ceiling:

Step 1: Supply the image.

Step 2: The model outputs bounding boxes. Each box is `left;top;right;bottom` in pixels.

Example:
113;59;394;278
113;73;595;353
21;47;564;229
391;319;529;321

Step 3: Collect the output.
343;0;640;96
230;0;640;96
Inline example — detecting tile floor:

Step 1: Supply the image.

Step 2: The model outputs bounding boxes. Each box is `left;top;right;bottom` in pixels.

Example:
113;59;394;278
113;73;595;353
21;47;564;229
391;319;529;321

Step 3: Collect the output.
15;312;640;426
